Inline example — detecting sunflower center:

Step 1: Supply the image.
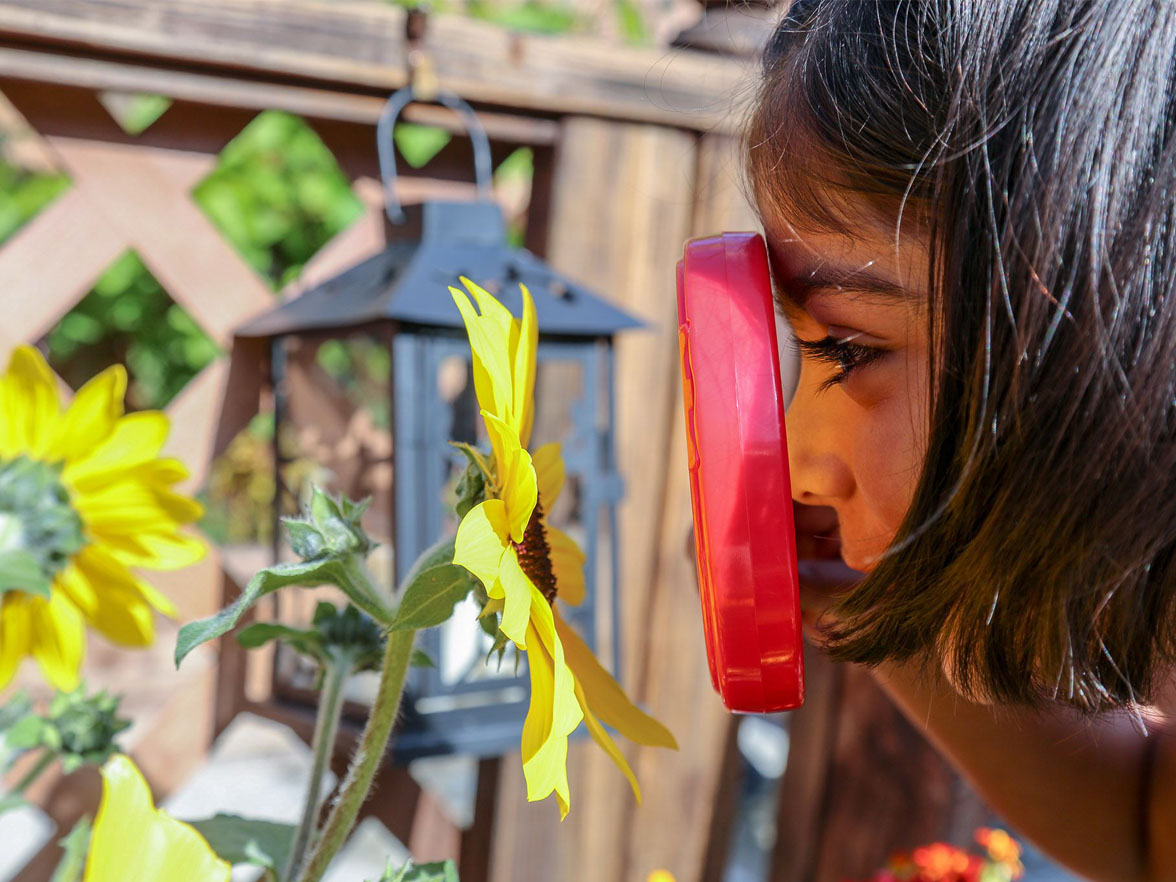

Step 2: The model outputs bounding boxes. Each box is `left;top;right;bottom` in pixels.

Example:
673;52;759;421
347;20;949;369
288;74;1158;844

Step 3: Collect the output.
513;500;558;604
0;455;86;584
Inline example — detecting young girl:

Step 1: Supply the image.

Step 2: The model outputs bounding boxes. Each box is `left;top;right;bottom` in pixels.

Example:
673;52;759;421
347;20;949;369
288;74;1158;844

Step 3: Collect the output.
744;2;1176;879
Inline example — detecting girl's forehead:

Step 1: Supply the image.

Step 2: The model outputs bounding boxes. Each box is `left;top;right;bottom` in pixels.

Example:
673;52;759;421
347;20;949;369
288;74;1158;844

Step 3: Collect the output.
762;211;932;299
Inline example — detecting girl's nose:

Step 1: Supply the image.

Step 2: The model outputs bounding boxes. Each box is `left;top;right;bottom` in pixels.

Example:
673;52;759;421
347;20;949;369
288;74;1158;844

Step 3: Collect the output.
785;368;855;506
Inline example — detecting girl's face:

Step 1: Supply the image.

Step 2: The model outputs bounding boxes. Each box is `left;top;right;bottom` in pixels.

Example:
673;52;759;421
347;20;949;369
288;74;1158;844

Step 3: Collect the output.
763;212;932;573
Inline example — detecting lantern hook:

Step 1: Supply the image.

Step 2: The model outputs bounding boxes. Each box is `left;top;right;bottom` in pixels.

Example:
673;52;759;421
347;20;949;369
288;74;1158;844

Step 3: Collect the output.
377;85;494;225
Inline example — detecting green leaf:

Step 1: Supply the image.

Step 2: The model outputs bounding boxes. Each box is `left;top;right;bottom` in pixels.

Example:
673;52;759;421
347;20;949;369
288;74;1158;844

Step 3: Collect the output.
0;549;51;598
390;563;475;631
5;715;46;749
235;622;326;662
186;814;294;869
410;649;437;668
176;559;342;667
0;793;27;817
177;555;393;667
49;815;91;882
399;538;456;592
0;690;33;732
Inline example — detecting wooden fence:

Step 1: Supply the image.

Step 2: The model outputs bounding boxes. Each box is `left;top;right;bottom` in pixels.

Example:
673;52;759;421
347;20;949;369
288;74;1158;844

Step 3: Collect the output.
0;1;988;879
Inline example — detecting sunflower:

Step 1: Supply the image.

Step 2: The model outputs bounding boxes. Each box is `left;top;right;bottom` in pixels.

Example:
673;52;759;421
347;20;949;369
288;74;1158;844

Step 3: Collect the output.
450;278;676;819
0;345;205;691
85;754;229;882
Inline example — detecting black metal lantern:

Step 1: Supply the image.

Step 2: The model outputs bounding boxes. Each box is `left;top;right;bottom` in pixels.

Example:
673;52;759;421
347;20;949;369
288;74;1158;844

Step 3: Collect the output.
230;87;640;761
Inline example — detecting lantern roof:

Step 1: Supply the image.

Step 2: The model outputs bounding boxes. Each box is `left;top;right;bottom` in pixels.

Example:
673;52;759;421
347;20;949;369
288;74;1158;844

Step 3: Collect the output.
235;200;642;340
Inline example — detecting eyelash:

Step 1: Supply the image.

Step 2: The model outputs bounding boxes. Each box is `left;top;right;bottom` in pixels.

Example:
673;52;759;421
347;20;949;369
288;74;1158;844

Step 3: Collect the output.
794;335;885;391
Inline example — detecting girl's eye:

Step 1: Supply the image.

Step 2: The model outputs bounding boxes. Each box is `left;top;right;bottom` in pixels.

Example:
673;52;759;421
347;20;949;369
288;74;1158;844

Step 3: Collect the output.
794;334;885;391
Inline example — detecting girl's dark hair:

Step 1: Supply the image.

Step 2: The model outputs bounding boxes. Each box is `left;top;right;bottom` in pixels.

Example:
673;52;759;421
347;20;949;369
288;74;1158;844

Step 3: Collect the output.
747;0;1176;711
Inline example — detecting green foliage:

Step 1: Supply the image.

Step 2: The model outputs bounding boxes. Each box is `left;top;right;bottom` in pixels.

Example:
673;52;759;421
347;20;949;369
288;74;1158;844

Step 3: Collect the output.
186;814;295;873
176;486;393;666
389;563;475;631
194;110;363;290
372;859;460;882
467;0;581;35
49;816;92;882
43;251;221;411
5;686;131;775
0;162;69;246
394;123;452;169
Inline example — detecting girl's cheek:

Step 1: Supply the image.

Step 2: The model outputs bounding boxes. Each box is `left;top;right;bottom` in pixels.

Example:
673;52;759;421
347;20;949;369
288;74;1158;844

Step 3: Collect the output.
853;357;929;529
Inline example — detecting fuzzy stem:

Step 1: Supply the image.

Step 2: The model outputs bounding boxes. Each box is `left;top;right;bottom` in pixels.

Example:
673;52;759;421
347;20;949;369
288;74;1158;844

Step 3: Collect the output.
284;658;349;881
293;628;415;882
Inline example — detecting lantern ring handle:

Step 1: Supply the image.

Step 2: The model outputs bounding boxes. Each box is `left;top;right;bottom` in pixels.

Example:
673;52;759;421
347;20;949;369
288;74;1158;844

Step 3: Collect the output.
377;85;494;225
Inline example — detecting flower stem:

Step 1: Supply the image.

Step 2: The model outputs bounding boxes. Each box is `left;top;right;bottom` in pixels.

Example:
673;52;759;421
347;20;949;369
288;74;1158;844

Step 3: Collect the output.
284;658;349;881
293;628;415;882
12;749;53;795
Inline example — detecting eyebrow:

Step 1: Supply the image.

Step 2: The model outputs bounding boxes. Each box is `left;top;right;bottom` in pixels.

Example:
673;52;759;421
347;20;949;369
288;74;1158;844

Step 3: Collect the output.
772;264;911;313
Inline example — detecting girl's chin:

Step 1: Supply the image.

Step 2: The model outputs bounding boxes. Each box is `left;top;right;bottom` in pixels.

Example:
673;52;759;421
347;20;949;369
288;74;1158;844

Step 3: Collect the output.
836;538;884;574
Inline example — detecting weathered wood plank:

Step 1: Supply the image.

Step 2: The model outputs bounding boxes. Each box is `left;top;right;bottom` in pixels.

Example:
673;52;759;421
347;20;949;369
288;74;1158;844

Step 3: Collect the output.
0;46;560;144
0;185;125;352
0;0;753;131
44;136;275;346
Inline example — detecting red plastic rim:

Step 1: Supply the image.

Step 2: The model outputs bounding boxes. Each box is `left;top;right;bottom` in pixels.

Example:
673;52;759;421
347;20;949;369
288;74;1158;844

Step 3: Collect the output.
676;232;804;713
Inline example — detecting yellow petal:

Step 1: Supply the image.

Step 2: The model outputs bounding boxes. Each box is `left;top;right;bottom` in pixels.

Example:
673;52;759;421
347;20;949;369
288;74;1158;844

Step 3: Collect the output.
4;345;61;458
74;480;204;532
529;584;584;740
86;755;231;882
451;288;512;423
574;676;642;804
63;412;170;491
495;548;533;649
58;547;162;645
482;411;536;543
532;442;565;509
460;276;517;362
515;284;538;447
520;620;573;819
454;499;510;590
45;364;126;463
91;527;206;571
0;596;32;689
29;591;84;692
555;607;677;749
548;526;586;607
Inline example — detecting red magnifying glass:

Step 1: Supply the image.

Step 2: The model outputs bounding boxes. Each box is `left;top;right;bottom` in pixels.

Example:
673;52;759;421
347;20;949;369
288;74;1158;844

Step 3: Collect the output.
676;232;804;713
